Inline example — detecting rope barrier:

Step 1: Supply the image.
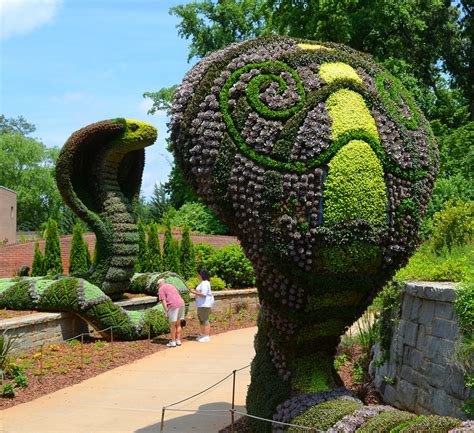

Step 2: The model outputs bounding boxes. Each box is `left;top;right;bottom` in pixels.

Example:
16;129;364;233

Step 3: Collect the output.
163;364;250;409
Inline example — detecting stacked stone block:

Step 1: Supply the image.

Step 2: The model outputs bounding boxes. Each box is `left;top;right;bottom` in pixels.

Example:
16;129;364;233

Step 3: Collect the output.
370;282;473;419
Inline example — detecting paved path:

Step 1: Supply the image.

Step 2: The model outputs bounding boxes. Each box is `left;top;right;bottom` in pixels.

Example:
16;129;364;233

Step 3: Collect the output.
0;327;257;433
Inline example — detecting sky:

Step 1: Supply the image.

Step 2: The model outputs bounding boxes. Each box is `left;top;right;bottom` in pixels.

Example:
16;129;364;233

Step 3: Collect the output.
0;0;196;198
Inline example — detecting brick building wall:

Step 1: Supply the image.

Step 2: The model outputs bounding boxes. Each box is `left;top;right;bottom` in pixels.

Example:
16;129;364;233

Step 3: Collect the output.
0;186;17;246
0;231;239;277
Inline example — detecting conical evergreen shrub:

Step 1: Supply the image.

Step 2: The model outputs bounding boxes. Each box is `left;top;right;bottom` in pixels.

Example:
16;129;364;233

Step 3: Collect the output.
146;222;162;272
180;225;196;279
162;223;181;274
69;223;90;274
31;241;44;276
43;218;63;276
136;218;148;273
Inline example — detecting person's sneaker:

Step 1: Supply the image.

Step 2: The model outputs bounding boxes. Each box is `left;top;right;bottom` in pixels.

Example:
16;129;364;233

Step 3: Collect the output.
197;335;210;343
176;340;182;346
166;341;176;347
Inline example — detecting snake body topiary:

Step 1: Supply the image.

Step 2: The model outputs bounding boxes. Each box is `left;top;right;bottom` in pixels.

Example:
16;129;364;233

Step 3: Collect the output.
0;119;189;339
171;36;438;428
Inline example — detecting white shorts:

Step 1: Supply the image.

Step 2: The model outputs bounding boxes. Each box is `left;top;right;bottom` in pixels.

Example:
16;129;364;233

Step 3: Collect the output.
168;306;185;323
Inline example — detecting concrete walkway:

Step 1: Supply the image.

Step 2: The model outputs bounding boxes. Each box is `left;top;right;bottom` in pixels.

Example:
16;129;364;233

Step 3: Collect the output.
0;327;257;433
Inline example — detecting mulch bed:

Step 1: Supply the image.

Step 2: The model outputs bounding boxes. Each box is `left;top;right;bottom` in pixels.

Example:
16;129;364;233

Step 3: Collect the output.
0;309;257;410
0;308;37;320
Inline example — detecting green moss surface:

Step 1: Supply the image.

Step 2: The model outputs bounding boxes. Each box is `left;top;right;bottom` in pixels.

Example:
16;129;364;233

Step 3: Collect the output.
357;409;415;432
288;398;363;432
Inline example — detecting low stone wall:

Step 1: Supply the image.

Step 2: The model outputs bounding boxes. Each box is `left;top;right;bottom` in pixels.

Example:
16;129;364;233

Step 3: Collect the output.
0;288;259;352
369;281;472;419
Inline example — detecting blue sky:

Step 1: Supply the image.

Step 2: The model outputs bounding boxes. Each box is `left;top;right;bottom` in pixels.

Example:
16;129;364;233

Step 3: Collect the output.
0;0;196;198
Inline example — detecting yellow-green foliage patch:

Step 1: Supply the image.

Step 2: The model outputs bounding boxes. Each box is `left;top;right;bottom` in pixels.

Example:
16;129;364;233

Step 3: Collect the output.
324;140;387;226
319;62;362;84
326;89;379;142
298;43;333;51
288;398;363;432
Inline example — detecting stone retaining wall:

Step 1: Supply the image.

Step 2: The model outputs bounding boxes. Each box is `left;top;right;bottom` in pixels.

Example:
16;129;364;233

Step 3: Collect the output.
0;288;258;352
369;281;472;419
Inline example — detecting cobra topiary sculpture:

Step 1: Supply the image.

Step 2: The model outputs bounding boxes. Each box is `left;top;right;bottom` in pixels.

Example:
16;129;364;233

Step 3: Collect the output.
0;119;189;339
170;36;438;429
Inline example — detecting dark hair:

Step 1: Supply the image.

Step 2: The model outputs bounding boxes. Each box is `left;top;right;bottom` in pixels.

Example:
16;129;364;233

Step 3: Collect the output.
198;268;209;281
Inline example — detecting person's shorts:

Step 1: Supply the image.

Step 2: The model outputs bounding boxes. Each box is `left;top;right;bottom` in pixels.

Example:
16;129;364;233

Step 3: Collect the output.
197;307;211;326
168;306;185;323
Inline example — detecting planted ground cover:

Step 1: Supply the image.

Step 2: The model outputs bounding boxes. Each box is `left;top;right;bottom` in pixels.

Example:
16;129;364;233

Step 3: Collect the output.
0;307;257;409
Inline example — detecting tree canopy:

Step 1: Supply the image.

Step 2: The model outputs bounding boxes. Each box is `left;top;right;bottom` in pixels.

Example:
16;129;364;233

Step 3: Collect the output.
142;0;473;238
0;117;62;231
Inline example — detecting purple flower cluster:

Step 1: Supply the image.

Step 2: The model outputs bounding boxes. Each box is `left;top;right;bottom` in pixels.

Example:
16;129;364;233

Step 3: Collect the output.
327;405;395;433
292;103;332;161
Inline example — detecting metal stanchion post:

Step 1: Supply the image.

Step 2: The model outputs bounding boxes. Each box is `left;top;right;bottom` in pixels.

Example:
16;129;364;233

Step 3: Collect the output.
110;328;114;360
40;343;44;376
231;369;236;433
160;407;166;432
80;334;84;369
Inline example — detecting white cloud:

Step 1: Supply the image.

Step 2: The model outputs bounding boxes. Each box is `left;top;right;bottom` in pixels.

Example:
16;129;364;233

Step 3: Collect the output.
0;0;62;40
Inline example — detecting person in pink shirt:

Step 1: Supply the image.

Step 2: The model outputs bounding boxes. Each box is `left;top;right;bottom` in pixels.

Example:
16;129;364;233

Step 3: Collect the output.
157;278;185;347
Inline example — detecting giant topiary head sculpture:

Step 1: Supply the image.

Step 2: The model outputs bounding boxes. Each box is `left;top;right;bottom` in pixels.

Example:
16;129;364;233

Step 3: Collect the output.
171;36;438;423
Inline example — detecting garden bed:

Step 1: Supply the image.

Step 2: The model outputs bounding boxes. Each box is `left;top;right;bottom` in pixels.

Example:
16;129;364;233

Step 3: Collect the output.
0;307;257;409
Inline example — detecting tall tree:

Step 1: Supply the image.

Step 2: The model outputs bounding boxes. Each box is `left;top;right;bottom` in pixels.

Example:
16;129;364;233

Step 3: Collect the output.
162;223;181;273
31;241;44;277
136;218;148;273
180;225;197;279
149;183;170;223
146;222;162;272
69;223;90;274
0;124;62;230
43;218;63;276
0;115;36;136
168;0;471;119
170;0;271;60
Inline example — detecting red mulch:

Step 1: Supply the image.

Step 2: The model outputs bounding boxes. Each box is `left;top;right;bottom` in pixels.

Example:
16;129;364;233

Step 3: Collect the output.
0;310;257;409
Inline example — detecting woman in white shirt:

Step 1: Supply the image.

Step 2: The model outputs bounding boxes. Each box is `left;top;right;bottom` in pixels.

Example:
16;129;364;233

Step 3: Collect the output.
189;268;213;342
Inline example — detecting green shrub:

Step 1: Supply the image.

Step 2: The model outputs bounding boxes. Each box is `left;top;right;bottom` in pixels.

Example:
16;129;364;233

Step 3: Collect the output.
210;276;226;290
288;398;363;432
334;354;349;372
208;244;255;288
180;225;196;279
31;240;44;277
135;218;148;273
2;383;15;398
421;174;472;238
357;409;415;432
185;276;200;290
162;223;180;273
395;242;472;282
13;372;28;388
43;218;63;276
171;202;228;234
431;200;473;255
69;222;90;274
146;222;162;272
194;242;216;270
